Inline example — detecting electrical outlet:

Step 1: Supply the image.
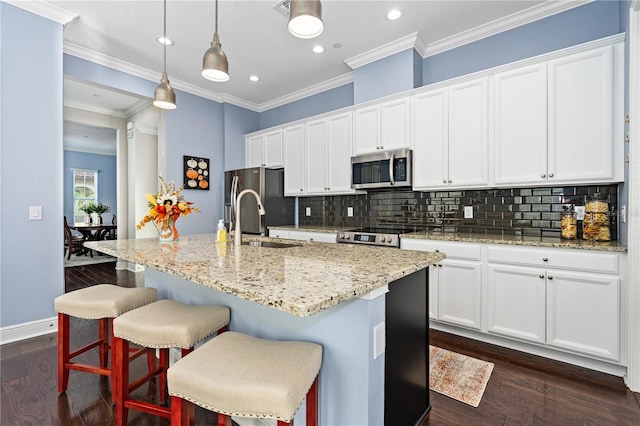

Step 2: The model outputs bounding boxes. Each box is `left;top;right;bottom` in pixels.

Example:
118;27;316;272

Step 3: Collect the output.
575;205;585;221
464;206;473;219
347;207;354;217
373;322;385;359
305;207;311;217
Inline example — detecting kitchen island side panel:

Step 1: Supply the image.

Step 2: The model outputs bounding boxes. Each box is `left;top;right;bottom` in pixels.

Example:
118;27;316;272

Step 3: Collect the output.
145;268;387;425
385;268;430;426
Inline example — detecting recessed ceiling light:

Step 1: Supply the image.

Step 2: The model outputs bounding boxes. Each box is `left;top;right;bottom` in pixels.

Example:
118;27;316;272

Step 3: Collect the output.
156;36;174;46
312;45;324;54
249;75;260;82
386;9;403;21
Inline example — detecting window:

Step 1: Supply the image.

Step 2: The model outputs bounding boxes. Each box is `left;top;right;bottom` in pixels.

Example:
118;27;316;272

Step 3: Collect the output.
73;169;98;223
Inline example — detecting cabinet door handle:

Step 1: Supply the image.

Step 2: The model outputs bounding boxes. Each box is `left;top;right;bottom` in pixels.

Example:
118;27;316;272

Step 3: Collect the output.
541;173;546;178
300;188;303;192
548;275;554;280
448;180;452;183
432;263;437;267
542;257;548;262
549;173;554;178
539;274;545;279
435;249;440;252
380;145;384;150
309;238;314;241
442;179;447;184
438;264;443;268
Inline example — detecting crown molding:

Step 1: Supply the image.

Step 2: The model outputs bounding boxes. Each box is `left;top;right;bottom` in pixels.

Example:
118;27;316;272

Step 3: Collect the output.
258;73;354;112
4;0;77;25
421;0;595;58
345;32;420;69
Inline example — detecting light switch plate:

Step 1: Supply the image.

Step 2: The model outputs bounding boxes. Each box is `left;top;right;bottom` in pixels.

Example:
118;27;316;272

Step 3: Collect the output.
29;205;42;220
347;207;354;217
575;206;585;221
621;206;627;223
305;207;311;216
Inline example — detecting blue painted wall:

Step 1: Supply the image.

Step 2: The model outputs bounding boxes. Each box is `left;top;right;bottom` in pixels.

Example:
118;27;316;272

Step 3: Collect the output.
1;3;64;328
353;49;417;104
423;0;621;85
259;83;353;129
63;151;117;224
223;103;259;172
165;90;224;234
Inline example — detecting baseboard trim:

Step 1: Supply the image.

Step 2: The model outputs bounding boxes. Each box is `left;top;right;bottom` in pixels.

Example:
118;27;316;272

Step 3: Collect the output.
0;316;58;345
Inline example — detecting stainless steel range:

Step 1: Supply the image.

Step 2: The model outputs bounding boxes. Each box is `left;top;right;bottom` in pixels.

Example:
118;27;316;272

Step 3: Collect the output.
336;227;407;248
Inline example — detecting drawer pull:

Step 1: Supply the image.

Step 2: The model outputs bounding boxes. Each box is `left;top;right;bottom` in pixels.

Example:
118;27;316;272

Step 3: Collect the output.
542;257;548;262
548;275;554;280
539;274;545;279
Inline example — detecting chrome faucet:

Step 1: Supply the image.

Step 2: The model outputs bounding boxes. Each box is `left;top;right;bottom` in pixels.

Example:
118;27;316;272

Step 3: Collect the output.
234;189;266;246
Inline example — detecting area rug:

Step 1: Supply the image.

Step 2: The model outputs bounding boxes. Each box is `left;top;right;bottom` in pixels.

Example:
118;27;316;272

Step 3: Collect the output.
63;254;116;268
429;345;494;407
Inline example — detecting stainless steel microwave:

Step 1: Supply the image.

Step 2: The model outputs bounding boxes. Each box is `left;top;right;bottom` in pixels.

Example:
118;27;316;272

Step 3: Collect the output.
351;149;412;189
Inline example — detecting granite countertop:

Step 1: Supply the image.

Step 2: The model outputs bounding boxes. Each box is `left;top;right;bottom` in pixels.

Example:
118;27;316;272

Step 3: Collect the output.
84;234;444;318
401;230;627;252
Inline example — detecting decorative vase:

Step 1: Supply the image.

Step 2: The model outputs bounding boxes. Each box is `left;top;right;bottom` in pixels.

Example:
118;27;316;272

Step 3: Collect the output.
155;216;179;242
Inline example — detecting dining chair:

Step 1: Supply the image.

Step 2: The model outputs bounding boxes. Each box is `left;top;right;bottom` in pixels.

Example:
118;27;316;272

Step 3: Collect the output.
64;216;91;259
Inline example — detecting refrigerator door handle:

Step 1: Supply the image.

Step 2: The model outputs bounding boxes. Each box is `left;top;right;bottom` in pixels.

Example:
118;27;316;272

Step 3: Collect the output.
230;175;238;231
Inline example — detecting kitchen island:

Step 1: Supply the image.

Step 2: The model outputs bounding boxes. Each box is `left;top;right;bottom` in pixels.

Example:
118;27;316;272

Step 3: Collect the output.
85;234;444;426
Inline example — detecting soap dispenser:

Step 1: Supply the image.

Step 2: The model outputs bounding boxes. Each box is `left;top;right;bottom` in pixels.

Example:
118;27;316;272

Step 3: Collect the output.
217;219;227;243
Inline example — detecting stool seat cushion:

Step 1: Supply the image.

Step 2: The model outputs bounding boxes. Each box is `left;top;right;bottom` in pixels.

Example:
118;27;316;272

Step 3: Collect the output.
113;300;230;349
54;284;158;320
167;331;322;422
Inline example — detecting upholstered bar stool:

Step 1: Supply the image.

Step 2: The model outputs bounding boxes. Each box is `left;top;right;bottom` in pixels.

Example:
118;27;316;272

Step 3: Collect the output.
54;284;158;394
168;331;322;426
112;299;230;426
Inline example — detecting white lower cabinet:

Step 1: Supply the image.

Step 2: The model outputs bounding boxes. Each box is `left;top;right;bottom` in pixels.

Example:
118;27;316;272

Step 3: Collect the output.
402;239;482;330
487;245;622;362
546;270;619;361
487;264;546;344
403;238;625;365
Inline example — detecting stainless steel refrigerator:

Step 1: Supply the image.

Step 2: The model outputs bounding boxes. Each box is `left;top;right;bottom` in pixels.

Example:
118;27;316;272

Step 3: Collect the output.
224;167;295;235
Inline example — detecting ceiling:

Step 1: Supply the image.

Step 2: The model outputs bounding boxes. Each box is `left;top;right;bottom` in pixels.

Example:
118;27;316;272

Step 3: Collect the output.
13;0;588;153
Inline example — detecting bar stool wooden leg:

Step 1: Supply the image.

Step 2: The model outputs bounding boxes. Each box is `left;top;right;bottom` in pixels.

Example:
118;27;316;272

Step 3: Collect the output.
98;318;109;368
113;336;130;426
306;376;318;426
57;313;70;394
170;396;195;426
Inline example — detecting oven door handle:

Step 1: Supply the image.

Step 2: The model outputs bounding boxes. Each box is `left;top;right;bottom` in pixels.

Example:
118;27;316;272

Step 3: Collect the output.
389;152;396;186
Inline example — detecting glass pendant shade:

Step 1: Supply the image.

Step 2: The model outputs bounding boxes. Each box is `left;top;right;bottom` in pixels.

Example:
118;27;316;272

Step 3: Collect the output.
288;0;324;39
201;34;229;82
153;72;177;109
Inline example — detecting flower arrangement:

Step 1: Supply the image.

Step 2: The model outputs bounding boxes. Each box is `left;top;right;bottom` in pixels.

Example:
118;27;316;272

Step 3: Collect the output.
136;177;200;239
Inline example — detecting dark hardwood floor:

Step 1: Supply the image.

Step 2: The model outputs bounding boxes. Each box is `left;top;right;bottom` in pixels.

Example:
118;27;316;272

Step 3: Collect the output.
2;262;639;425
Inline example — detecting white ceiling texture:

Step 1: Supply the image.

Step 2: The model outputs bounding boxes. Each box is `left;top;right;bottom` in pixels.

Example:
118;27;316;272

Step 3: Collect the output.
10;0;588;153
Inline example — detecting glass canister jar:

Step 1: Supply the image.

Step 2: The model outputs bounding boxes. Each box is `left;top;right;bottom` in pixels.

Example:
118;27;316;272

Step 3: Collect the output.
561;207;577;240
582;193;611;241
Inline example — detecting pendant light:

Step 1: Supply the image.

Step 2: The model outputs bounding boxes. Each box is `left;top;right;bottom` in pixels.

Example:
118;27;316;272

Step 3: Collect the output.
153;0;177;109
288;0;324;39
201;0;229;82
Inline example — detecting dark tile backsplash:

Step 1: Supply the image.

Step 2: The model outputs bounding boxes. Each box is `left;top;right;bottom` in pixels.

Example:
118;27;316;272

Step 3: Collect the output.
298;184;619;240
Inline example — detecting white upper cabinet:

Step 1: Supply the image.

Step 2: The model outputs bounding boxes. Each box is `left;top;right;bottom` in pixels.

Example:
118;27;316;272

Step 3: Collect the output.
283;124;305;196
353;97;411;155
548;45;617;183
413;77;489;190
245;129;283;168
493;63;548;185
493;42;623;186
305;112;356;195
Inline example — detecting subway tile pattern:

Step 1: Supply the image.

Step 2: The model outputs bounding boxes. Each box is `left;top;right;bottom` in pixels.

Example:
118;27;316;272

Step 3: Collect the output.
298;184;619;240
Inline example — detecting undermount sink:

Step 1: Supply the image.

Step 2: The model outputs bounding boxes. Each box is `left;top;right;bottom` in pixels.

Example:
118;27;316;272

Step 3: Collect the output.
242;241;300;249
